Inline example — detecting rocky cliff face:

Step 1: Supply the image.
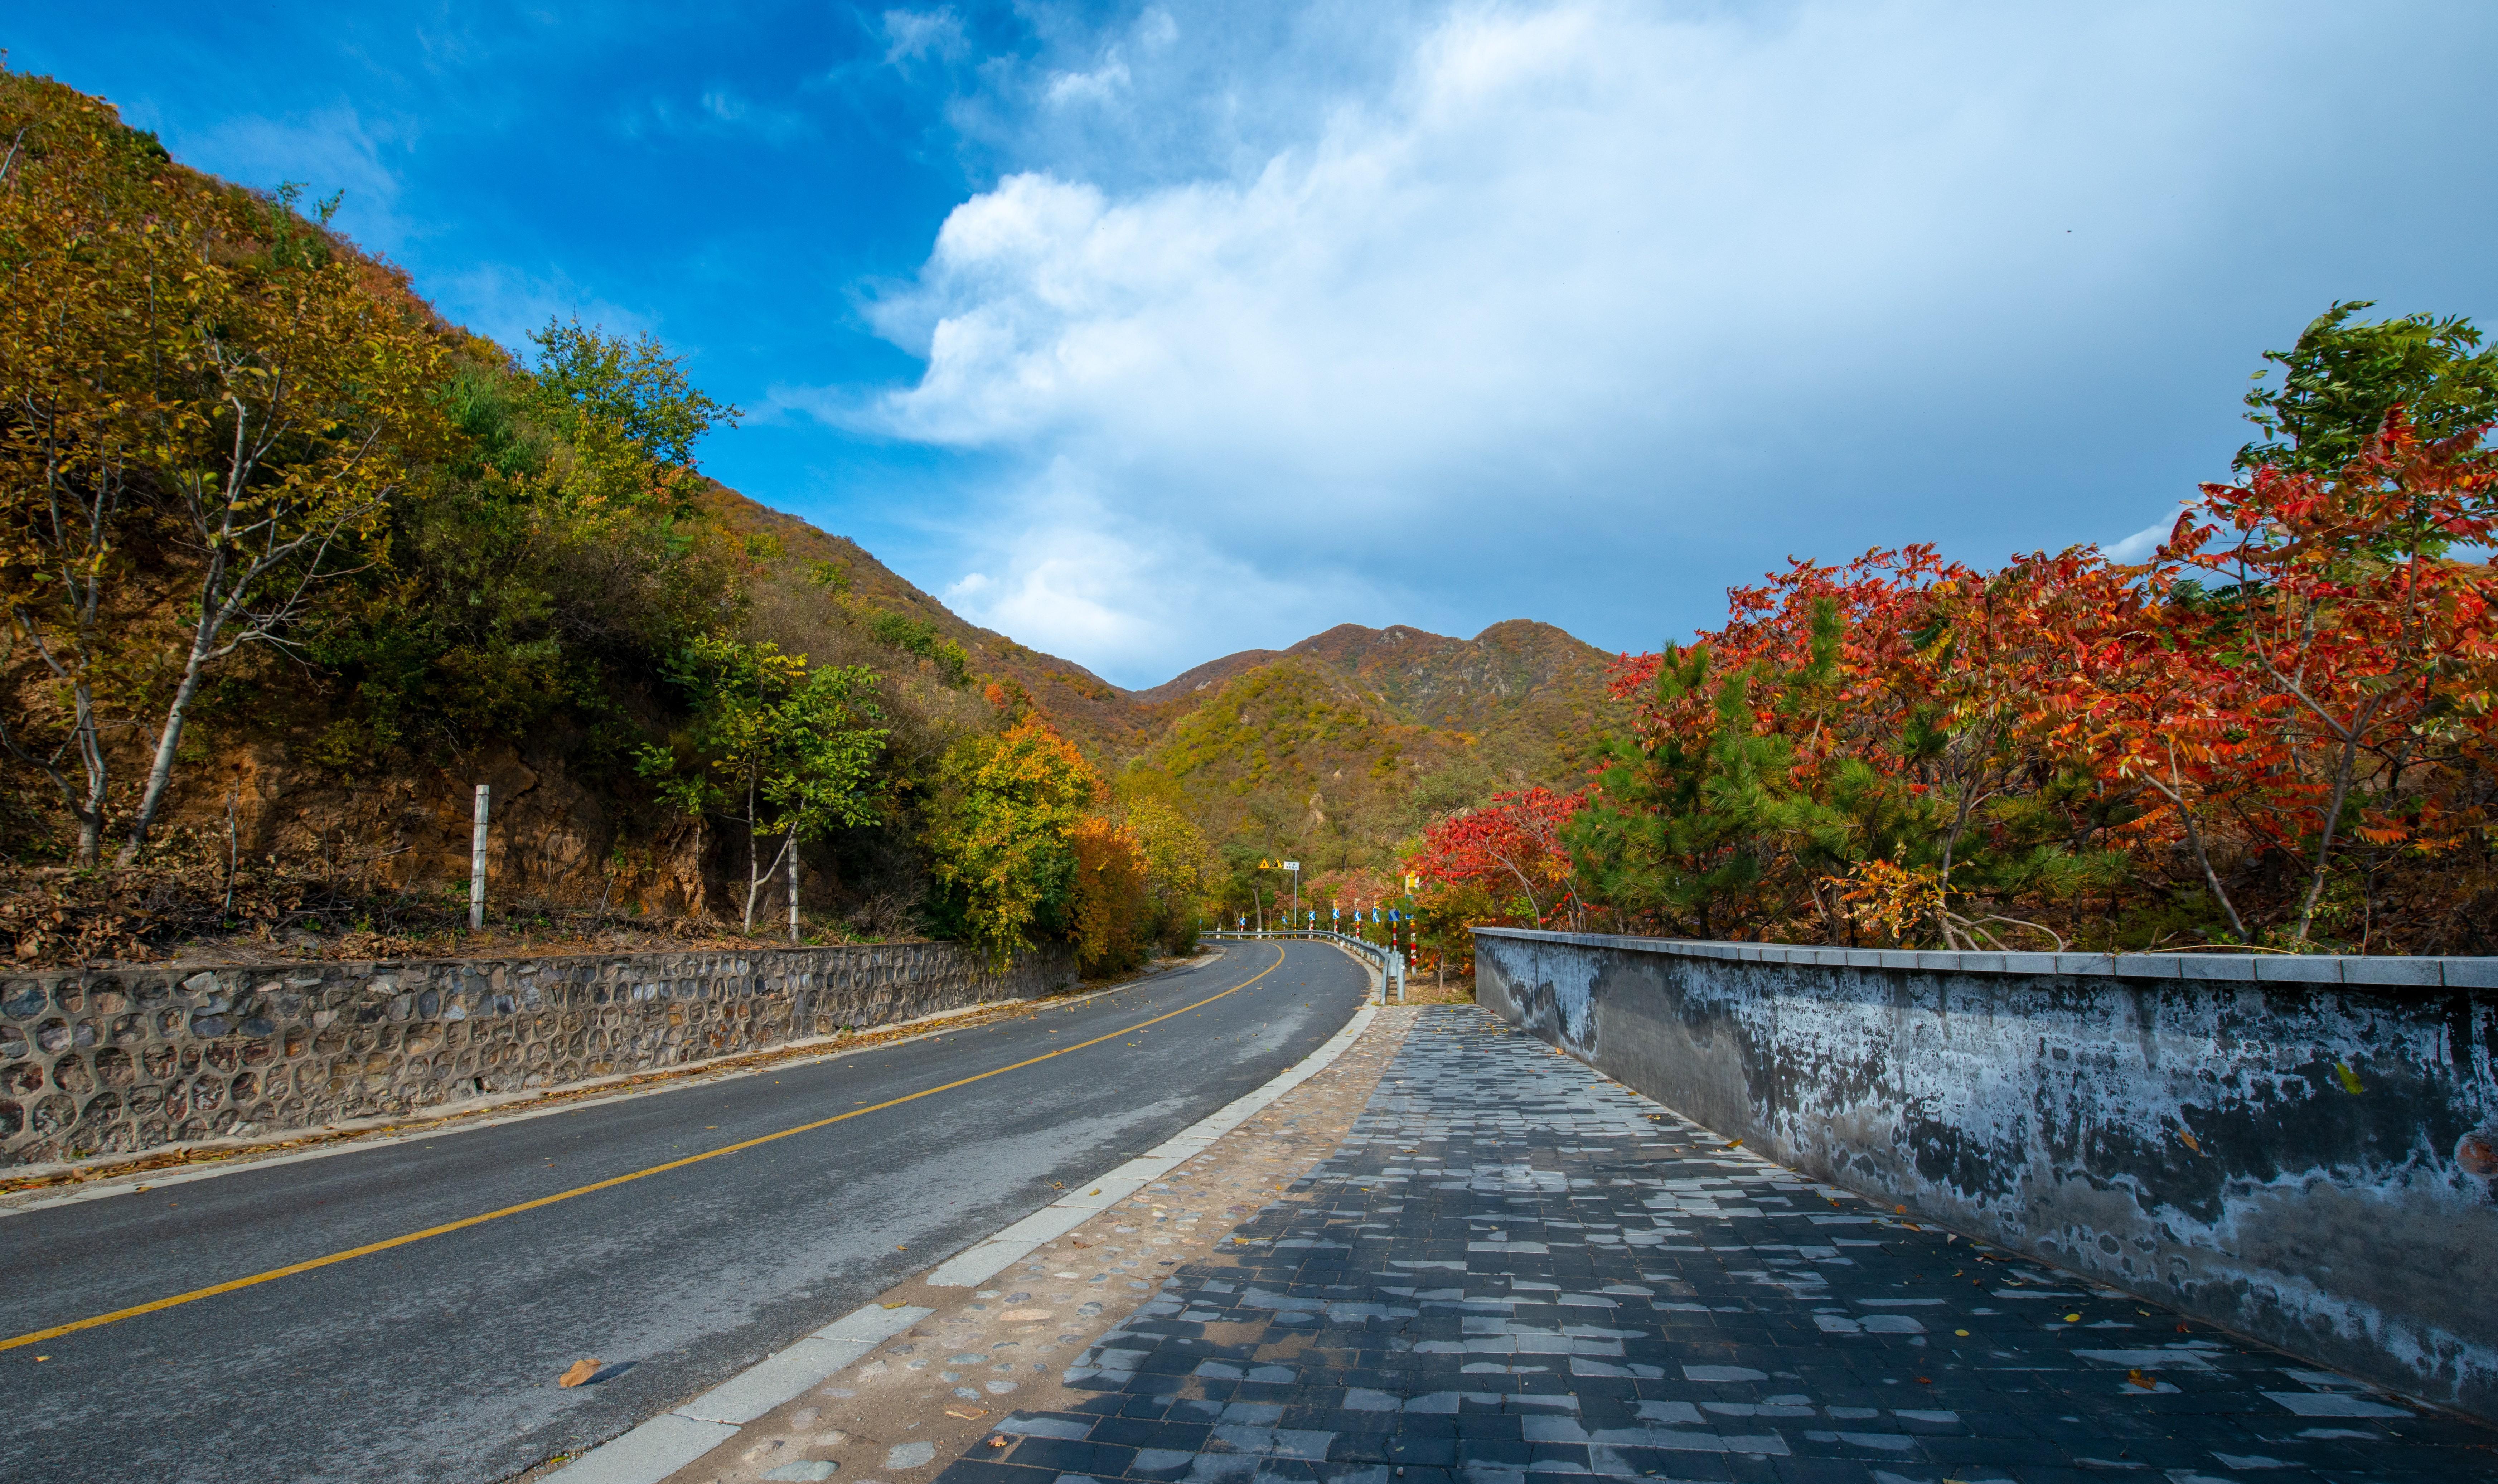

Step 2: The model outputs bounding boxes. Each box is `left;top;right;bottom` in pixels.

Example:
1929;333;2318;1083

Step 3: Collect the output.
160;737;706;916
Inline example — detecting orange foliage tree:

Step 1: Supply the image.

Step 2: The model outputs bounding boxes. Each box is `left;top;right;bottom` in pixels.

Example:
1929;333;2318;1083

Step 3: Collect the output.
1069;816;1152;975
1557;408;2498;952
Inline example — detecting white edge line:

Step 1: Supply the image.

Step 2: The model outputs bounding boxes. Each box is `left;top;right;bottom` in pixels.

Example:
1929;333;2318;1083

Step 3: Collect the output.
3;956;1237;1219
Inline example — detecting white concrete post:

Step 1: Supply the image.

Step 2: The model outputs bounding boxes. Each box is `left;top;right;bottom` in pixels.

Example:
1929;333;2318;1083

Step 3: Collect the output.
786;827;801;944
468;784;491;931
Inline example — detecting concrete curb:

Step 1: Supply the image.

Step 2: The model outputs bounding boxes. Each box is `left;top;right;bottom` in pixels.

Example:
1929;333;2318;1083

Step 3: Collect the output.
545;991;1381;1484
547;1304;932;1484
924;1001;1379;1287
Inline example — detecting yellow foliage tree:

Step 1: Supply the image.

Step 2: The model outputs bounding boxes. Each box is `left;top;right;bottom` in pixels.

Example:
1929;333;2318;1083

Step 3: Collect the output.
1115;765;1218;949
923;717;1101;966
0;74;451;864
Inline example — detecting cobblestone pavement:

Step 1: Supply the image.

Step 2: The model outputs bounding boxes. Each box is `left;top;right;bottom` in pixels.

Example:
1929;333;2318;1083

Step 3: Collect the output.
942;1007;2495;1484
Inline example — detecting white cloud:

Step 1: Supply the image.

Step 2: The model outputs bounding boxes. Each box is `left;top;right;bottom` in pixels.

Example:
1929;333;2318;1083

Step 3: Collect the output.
832;0;2495;684
921;457;1378;677
712;87;809;141
880;3;2233;464
179;106;410;254
884;7;969;66
2103;507;2192;563
1046;57;1133;106
435;264;660;358
625;86;810;145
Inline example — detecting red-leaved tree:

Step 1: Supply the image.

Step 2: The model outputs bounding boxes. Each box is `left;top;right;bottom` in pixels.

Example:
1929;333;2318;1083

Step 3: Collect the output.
1410;786;1586;930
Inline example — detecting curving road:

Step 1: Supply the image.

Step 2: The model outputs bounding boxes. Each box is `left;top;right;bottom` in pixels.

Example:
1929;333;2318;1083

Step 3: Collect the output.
0;940;1369;1484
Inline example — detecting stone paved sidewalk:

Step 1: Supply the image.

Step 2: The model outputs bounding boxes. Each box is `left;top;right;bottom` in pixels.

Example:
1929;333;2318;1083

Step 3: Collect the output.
944;1007;2495;1484
625;1002;1423;1484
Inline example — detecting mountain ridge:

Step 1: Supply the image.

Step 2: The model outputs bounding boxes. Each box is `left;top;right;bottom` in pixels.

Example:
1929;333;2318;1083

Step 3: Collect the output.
711;487;1628;781
710;494;1627;870
1133;619;1618;721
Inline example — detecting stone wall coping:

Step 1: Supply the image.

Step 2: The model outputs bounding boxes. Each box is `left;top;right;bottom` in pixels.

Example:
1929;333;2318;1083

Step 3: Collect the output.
1470;926;2498;989
3;939;959;990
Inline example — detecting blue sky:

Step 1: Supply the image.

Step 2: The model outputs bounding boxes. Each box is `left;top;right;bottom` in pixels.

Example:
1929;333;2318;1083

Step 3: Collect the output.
15;2;2497;687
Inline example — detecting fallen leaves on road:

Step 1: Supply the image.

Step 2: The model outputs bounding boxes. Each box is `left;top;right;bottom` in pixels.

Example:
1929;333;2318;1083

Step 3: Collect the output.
558;1358;602;1388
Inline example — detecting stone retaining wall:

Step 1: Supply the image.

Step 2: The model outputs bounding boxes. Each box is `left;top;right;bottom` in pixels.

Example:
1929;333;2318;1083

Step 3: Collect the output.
1473;927;2498;1419
0;940;1076;1167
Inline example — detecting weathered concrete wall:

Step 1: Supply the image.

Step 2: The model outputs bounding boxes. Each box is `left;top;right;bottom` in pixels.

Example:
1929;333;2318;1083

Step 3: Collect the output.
1472;927;2498;1419
0;941;1075;1167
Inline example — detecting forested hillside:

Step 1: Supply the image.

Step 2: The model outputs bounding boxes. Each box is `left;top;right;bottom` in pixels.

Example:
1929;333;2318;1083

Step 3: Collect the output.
28;61;2455;976
1122;621;1624;918
0;71;1203;972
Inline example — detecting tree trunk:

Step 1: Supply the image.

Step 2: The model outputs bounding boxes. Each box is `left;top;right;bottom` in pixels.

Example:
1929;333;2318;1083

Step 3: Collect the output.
2174;797;2249;941
2293;711;2375;946
57;671;109;868
786;822;800;945
2156;743;2250;942
73;699;106;866
742;783;760;932
116;630;217;867
223;777;239;916
691;815;708;918
1;656;110;865
747;829;795;938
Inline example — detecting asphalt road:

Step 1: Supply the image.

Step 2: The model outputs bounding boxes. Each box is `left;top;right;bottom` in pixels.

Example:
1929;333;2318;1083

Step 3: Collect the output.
0;940;1369;1484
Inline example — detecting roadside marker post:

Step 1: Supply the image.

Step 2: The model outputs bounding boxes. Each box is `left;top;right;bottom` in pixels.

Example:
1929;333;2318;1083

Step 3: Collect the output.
468;784;491;931
787;828;802;944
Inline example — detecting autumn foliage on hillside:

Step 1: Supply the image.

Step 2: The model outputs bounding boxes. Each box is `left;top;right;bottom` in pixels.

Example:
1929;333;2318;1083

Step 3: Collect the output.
0;71;1186;971
1412;398;2498;956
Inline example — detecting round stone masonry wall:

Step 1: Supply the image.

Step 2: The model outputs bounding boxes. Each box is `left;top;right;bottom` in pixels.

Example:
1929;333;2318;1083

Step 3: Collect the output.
0;940;1074;1166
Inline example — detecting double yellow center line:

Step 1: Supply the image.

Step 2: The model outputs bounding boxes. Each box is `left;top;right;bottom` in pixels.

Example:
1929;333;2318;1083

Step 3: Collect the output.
2;945;1289;1353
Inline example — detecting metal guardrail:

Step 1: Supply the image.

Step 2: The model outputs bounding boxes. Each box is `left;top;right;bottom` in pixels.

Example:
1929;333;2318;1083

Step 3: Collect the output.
1208;929;1406;1003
